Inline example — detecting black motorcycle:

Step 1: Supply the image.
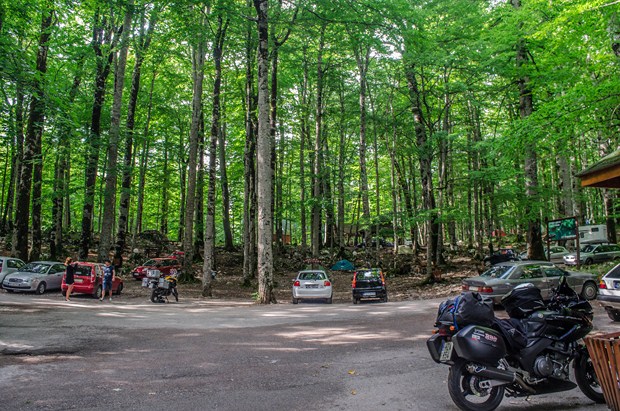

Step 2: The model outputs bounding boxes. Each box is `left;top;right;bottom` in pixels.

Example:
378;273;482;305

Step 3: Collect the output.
427;278;605;411
142;269;179;303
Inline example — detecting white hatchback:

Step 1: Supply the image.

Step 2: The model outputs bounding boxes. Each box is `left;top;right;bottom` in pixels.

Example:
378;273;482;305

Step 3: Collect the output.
292;270;333;304
599;263;620;322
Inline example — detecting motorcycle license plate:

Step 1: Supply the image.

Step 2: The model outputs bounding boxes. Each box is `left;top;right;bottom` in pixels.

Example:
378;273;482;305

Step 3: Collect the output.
440;341;453;362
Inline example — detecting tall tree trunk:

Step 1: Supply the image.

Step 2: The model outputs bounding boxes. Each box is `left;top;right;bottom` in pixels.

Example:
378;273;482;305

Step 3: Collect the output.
99;1;133;262
299;45;309;252
203;14;229;297
79;9;117;260
353;43;372;248
513;0;545;260
1;83;23;236
404;59;438;281
254;0;275;304
51;60;84;260
219;110;234;250
14;8;53;261
117;6;158;265
242;0;257;286
181;14;207;281
311;25;326;258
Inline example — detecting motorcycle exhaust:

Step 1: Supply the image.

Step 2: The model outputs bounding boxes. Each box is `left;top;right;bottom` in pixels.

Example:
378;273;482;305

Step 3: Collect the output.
468;365;536;394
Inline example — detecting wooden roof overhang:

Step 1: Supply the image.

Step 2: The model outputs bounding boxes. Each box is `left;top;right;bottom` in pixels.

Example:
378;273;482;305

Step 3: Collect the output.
576;149;620;188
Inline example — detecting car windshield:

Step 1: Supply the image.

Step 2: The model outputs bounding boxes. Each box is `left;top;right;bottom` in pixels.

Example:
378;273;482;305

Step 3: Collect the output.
20;263;50;273
299;272;325;281
480;265;513;279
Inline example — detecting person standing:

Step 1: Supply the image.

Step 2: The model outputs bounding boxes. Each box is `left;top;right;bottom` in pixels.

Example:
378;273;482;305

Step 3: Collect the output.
101;260;115;302
64;257;77;301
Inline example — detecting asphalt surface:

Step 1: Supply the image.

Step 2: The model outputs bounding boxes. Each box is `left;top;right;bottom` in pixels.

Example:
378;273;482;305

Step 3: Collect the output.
0;291;617;411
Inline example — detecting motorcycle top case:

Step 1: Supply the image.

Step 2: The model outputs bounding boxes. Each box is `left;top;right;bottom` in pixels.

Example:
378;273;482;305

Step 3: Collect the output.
453;324;507;365
501;283;545;319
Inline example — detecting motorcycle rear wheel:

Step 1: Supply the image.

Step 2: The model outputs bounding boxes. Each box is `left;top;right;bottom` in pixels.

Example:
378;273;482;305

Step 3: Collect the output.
448;359;505;411
151;289;163;303
575;352;605;403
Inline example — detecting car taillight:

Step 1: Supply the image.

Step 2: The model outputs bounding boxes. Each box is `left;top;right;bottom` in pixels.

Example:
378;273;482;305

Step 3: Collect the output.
480;286;493;293
462;284;469;291
293;280;300;287
324;280;331;287
352;278;356;288
599;281;607;289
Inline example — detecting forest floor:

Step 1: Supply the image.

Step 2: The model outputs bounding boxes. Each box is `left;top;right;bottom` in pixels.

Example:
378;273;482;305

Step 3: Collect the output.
119;248;482;304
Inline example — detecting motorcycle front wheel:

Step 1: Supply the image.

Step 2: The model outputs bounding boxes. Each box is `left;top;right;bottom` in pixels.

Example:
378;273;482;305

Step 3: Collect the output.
151;289;163;303
575;351;605;403
172;287;178;302
448;359;505;411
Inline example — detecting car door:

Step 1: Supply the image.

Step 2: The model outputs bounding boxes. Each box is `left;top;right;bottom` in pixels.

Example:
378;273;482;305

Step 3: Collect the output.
48;264;66;289
513;265;545;292
594;245;610;263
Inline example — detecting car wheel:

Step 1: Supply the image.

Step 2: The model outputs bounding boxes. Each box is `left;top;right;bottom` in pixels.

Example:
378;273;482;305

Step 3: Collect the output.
353;297;359;304
580;282;598;300
115;283;123;296
6;289;14;293
382;295;388;303
326;297;333;304
35;282;46;295
61;289;66;297
94;285;102;299
585;258;593;265
292;298;298;304
607;309;620;322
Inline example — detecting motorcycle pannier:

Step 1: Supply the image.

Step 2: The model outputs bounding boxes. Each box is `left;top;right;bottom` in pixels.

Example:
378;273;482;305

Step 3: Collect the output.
453;325;507;365
501;283;545;319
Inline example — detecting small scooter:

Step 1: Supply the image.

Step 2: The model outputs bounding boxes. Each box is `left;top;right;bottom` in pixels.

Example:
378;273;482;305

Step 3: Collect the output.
142;269;179;303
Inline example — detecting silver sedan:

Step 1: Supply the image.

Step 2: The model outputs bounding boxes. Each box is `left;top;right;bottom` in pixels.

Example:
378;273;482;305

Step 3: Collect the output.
462;261;599;304
2;261;66;294
292;270;333;304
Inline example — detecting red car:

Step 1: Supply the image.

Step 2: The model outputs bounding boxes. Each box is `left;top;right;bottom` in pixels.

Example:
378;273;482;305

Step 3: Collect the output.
131;257;181;280
61;262;124;299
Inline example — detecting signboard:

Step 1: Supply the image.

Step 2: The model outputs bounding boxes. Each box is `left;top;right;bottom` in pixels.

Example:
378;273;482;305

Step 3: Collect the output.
547;217;578;241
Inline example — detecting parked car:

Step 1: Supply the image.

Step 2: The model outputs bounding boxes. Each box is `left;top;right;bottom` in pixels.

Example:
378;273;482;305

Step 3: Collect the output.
519;246;571;264
0;256;26;288
598;263;620;322
292;270;333;304
2;261;66;294
483;248;519;266
462;260;599;304
352;268;387;303
131;257;181;280
61;262;124;299
563;243;620;265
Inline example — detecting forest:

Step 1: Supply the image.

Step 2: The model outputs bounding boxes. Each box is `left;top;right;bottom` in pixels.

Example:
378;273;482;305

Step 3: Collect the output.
0;0;619;302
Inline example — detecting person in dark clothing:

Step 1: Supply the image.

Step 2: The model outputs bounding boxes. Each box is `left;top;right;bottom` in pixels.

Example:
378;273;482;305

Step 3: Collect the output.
101;260;115;302
65;257;78;301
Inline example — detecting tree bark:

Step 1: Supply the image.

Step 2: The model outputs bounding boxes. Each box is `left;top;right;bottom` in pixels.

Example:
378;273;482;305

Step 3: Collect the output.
203;14;229;297
79;9;117;260
181;13;207;281
99;1;133;263
254;0;275;303
13;8;53;261
311;24;326;258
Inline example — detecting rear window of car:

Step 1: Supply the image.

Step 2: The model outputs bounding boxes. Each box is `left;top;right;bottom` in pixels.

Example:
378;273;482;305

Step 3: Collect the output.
75;265;93;276
480;265;512;279
605;265;620;279
299;272;325;280
357;270;380;279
